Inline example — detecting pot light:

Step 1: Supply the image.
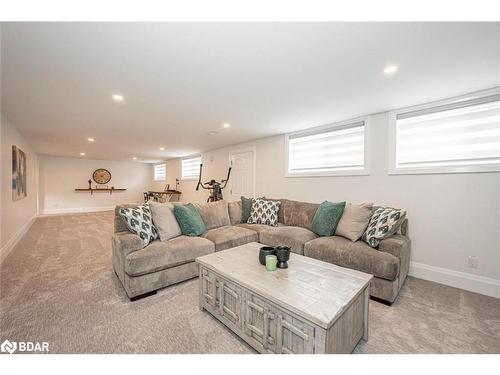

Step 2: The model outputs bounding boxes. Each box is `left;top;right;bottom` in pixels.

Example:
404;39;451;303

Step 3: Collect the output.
112;94;124;102
87;137;95;142
80;152;85;156
223;123;231;128
132;157;137;160
159;147;165;151
384;65;398;74
207;131;218;136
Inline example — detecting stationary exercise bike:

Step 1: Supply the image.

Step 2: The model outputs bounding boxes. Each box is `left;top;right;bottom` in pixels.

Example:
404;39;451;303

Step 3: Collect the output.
196;164;232;202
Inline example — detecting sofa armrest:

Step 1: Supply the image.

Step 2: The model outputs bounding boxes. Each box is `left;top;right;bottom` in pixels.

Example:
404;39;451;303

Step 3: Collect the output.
378;234;411;260
112;231;143;257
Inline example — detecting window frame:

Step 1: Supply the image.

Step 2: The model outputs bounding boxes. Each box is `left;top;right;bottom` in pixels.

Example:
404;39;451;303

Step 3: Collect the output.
284;116;370;177
153;163;166;181
181;154;202;180
388;87;500;175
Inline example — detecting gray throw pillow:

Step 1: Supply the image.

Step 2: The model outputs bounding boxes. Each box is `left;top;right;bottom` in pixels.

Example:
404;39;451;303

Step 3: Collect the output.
118;204;159;247
336;203;373;242
362;207;407;248
149;202;182;241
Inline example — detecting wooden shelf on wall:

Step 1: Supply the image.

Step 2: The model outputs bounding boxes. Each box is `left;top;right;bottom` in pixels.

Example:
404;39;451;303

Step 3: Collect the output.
75;188;126;195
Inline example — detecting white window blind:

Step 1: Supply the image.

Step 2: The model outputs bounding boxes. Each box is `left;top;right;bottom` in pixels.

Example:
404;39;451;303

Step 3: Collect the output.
287;121;366;175
182;156;201;179
395;94;500;171
153;164;166;181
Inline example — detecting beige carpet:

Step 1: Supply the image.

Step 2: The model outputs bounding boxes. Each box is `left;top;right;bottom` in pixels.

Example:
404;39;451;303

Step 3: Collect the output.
1;211;499;354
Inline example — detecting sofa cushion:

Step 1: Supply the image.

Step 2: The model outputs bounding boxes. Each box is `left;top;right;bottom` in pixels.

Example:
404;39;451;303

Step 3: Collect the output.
281;199;319;229
228;200;242;225
149;202;182;241
194;200;230;230
201;225;258;251
304;236;400;281
310;201;346;237
336;203;373;242
118;204;159;247
174;203;206;236
259;226;318;255
247;199;281;226
236;223;279;235
125;236;215;276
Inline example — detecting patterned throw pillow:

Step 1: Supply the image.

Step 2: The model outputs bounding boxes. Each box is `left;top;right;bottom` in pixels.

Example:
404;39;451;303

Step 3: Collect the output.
362;207;406;248
118;204;159;247
247;199;281;226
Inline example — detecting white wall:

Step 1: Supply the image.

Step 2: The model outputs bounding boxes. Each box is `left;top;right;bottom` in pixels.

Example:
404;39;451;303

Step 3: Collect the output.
39;155;152;214
1;114;39;257
163;112;500;297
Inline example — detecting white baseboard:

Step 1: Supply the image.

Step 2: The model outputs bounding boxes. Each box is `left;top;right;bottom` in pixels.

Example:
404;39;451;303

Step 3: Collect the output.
40;206;115;215
409;261;500;299
0;214;37;263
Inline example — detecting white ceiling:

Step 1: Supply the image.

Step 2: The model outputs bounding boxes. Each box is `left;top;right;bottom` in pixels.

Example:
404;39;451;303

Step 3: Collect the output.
2;22;499;162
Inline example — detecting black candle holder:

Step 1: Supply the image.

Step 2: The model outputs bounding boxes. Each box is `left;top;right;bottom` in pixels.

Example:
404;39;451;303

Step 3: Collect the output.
275;246;291;269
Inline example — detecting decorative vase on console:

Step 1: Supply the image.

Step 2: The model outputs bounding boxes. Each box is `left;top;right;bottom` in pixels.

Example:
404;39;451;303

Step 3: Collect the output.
88;179;92;189
275;246;291;269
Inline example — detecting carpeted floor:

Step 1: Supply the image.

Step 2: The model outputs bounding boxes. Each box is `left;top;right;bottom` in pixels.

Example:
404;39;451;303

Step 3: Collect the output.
1;211;499;354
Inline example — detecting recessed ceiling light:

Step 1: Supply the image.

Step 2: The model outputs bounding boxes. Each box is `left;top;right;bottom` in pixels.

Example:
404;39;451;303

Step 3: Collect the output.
87;137;95;142
159;147;165;151
207;131;218;136
112;94;124;102
80;152;85;156
132;157;137;160
383;65;398;74
223;123;231;128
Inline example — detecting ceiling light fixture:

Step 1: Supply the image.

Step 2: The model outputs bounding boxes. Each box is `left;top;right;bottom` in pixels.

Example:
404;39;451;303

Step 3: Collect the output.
383;65;398;74
112;94;124;102
207;131;218;136
87;137;95;142
223;123;231;128
80;152;85;156
132;157;137;160
159;147;165;151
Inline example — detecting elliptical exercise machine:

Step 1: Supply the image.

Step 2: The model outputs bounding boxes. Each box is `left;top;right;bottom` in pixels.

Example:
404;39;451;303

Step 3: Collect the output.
195;163;232;202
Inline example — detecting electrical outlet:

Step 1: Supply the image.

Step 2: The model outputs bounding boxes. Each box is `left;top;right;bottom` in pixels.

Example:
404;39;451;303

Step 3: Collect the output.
467;256;479;269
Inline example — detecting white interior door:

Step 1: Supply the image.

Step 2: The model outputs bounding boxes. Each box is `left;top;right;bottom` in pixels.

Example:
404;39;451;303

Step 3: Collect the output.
228;149;255;201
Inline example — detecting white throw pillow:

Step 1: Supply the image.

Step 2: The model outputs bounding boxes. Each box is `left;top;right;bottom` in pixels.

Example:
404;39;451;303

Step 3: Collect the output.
118;204;159;247
247;199;281;227
149;202;182;241
362;207;406;248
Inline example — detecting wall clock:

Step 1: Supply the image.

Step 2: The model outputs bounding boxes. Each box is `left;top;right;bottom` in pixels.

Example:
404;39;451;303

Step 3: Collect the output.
92;168;112;184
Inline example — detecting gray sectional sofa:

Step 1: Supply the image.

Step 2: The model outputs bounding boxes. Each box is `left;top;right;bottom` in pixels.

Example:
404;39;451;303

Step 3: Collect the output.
112;199;411;304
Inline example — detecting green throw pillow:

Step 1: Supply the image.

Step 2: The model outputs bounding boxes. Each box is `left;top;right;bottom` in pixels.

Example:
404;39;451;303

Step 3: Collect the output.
174;203;206;236
241;196;265;223
311;201;346;237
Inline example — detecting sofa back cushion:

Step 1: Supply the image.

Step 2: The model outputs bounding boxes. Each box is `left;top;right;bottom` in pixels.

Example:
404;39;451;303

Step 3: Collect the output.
282;199;319;229
194;200;230;230
228;200;242;225
174;203;206;236
149;202;182;241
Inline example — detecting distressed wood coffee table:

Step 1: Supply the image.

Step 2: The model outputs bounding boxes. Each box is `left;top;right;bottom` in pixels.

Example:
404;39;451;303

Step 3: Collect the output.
196;242;373;354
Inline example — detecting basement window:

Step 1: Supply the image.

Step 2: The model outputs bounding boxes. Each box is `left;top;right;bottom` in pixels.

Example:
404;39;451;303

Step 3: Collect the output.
182;155;202;180
389;89;500;174
154;163;166;181
285;118;369;177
